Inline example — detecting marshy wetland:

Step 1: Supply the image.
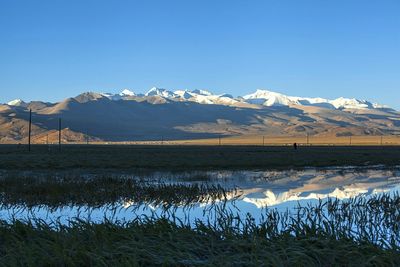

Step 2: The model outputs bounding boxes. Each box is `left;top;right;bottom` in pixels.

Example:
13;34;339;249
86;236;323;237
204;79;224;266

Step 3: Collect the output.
1;145;400;266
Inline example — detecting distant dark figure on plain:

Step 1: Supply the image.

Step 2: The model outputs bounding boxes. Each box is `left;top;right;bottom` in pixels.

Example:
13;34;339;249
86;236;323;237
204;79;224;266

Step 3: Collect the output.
293;142;297;150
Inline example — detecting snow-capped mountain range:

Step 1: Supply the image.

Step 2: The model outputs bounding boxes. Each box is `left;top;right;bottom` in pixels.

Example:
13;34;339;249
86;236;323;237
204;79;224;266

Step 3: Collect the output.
88;87;388;110
242;90;387;110
6;87;391;111
1;87;399;142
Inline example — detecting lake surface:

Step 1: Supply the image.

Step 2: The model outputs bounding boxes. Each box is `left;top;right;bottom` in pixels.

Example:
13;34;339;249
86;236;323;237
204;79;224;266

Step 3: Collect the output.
1;167;399;225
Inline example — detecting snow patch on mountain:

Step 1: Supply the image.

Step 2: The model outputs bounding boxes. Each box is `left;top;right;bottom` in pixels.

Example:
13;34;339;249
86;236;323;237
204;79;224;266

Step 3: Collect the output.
174;90;238;105
7;99;28;107
120;89;135;96
243;90;299;106
243;89;385;110
330;97;372;109
145;87;178;98
102;89;137;100
101;93;120;100
174;90;193;100
191;89;212;96
372;103;390;109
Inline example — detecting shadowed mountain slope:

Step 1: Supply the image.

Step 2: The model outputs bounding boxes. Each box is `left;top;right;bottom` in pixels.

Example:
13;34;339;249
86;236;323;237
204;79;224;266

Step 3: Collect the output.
1;91;399;142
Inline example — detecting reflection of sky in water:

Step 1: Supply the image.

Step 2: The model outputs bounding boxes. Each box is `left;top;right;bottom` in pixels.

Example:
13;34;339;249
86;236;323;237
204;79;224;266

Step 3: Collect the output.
1;167;399;224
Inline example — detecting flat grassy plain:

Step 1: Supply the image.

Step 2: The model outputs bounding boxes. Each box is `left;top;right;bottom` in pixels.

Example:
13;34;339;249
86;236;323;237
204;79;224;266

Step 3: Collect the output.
1;144;400;171
169;134;400;146
22;134;400;146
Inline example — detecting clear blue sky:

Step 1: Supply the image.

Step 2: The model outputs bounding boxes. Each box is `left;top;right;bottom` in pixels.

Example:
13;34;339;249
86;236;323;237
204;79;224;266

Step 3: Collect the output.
1;0;399;108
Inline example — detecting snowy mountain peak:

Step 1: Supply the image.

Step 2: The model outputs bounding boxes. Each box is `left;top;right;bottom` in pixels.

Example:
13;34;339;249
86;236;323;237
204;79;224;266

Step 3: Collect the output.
120;89;135;96
174;90;193;99
7;99;27;107
101;89;136;100
145;87;177;98
243;89;297;106
243;89;284;99
330;97;372;109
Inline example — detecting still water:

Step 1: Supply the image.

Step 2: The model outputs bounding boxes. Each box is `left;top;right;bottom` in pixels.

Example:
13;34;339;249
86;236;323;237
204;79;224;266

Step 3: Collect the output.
1;167;399;224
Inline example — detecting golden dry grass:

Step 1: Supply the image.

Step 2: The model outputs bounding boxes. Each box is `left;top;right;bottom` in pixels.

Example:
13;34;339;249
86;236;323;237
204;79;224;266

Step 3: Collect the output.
175;135;400;146
99;135;400;146
3;133;400;146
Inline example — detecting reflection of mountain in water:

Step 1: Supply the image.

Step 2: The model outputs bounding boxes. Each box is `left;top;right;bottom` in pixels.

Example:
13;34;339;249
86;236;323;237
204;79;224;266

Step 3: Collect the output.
243;187;370;208
201;168;400;208
121;168;400;209
1;168;399;225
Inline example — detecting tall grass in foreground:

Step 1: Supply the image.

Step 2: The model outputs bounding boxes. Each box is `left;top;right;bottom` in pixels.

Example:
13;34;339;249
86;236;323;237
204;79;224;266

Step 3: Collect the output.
0;174;236;209
0;194;399;266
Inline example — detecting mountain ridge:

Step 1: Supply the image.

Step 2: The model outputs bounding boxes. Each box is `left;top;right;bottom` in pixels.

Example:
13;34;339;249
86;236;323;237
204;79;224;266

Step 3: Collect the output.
1;88;399;143
6;88;391;111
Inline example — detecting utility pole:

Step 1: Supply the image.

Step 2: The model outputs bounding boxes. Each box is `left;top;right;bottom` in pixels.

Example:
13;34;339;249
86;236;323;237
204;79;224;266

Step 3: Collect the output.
161;136;164;145
349;136;352;146
219;136;221;146
58;118;62;151
262;136;265;146
380;135;383;146
46;133;50;151
28;109;32;152
307;133;309;145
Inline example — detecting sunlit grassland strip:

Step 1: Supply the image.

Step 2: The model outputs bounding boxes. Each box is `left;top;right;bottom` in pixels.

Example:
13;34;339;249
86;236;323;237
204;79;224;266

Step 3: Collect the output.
3;134;400;146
